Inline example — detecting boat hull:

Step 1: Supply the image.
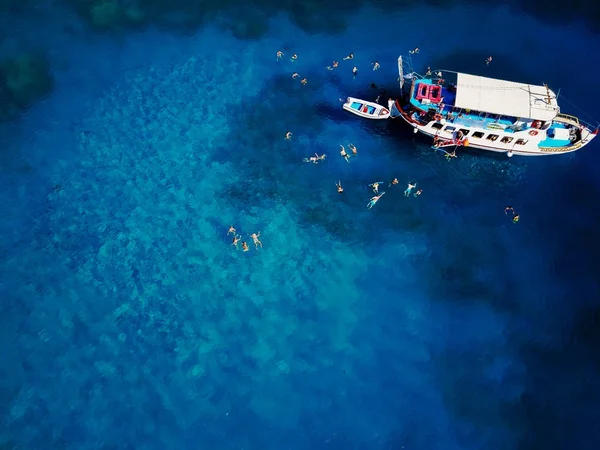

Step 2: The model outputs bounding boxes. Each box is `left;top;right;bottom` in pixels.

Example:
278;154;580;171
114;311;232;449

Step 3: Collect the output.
391;101;597;157
343;97;390;120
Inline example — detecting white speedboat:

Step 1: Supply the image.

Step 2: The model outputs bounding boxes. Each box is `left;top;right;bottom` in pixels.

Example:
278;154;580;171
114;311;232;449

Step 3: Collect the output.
343;97;390;120
390;56;598;156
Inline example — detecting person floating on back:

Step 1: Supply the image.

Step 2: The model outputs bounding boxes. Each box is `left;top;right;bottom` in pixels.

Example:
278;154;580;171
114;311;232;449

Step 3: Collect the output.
343;53;354;60
413;189;422;197
285;131;292;140
303;153;319;164
349;144;357;155
301;78;307;85
336;181;344;193
291;54;298;62
369;181;383;194
404;182;416;196
326;61;339;70
367;192;385;209
250;232;262;249
227;226;236;235
232;234;242;248
389;178;399;187
505;206;519;223
292;72;300;79
241;241;250;252
373;61;380;71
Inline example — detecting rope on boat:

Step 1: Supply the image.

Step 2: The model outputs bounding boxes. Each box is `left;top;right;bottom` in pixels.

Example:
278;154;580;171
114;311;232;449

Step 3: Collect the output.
556;94;600;127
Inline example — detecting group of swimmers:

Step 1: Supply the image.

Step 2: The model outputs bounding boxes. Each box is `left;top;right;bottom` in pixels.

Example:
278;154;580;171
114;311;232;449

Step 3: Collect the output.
228;226;262;252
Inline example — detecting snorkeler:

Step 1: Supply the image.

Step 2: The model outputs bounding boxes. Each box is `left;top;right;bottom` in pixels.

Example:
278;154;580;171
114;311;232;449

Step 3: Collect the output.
389;178;399;187
404;182;416;197
227;225;236;235
326;61;339;70
241;241;250;252
367;192;386;210
232;234;242;247
348;144;357;155
285;131;292;140
336;181;343;193
340;145;350;163
301;78;307;85
372;61;380;71
277;50;283;60
250;232;262;248
369;181;383;194
292;72;300;79
343;53;354;60
413;189;422;197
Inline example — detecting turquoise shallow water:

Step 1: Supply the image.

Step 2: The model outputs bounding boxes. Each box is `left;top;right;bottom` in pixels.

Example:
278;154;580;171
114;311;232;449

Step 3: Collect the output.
1;2;600;450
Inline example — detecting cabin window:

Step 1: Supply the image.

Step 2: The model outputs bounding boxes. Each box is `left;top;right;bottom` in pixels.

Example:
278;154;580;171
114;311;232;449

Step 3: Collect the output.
500;136;514;144
515;139;528;145
444;125;456;132
486;134;499;142
431;122;443;130
472;131;484;138
459;129;470;136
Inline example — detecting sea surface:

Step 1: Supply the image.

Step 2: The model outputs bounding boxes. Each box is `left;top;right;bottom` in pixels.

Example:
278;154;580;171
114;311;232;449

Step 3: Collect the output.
1;1;600;449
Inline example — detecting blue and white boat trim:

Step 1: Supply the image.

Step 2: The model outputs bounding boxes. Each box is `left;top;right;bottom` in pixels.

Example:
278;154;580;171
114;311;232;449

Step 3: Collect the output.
390;56;598;156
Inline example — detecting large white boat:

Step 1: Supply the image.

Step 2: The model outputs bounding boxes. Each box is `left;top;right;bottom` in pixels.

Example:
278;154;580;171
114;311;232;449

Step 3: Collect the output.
390;56;598;156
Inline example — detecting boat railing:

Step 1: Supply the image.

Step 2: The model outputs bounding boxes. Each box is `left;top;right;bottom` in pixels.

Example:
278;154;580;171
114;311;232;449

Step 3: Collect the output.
555;113;598;131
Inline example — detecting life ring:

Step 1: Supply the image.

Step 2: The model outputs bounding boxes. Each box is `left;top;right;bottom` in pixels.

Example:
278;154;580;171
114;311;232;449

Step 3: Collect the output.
434;113;442;122
529;130;538;136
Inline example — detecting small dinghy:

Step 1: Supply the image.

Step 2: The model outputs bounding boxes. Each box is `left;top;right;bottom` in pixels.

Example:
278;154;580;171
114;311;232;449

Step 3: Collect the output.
343;97;390;120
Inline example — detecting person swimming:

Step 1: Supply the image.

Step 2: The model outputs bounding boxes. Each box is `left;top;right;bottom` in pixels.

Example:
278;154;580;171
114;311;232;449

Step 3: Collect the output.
349;144;357;155
389;178;399;187
409;47;420;54
291;54;298;62
367;192;385;209
512;214;520;223
285;131;292;140
372;61;380;70
352;66;358;76
303;153;319;164
413;189;422;197
505;206;515;215
232;234;242;247
404;182;416;196
369;181;383;194
227;226;236;235
336;181;343;193
292;72;300;79
445;150;458;160
340;145;350;163
326;61;339;70
317;153;326;161
301;78;307;85
486;56;492;65
343;53;354;60
241;241;250;252
250;232;262;248
277;50;283;60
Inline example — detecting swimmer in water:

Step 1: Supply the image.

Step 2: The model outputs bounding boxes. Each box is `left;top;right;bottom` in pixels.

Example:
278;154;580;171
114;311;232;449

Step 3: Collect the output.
352;66;358;76
513;214;520;223
343;53;354;60
409;47;420;54
301;78;307;85
285;131;292;140
372;61;380;70
232;234;242;247
414;189;422;197
277;50;283;60
241;241;249;252
486;56;492;65
349;144;357;155
303;153;319;164
445;150;457;160
389;178;399;187
339;145;350;163
404;182;416;197
292;72;300;79
227;226;236;235
326;61;339;70
369;181;383;194
367;192;386;210
336;181;343;193
291;54;298;62
505;206;515;215
250;232;262;248
317;153;326;161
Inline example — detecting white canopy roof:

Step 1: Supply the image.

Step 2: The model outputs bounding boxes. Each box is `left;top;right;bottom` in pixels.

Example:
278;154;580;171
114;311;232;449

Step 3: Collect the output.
454;73;559;121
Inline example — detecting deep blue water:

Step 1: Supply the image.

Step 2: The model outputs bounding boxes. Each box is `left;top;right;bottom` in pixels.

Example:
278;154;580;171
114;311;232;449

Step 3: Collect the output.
1;1;600;449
